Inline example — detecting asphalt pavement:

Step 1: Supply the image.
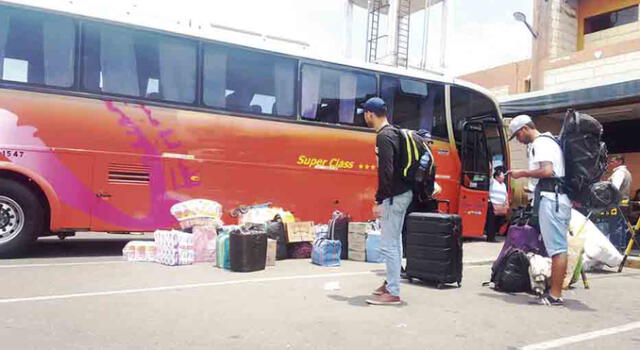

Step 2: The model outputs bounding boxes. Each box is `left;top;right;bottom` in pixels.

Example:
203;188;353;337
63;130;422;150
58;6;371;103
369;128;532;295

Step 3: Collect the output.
1;233;639;350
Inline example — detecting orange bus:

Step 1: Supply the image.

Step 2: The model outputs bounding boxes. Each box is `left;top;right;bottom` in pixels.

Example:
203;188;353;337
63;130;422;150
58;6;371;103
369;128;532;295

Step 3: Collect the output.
0;2;509;256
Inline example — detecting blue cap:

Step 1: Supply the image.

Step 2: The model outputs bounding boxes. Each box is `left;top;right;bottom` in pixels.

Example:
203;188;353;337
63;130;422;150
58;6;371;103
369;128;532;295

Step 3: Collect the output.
362;97;387;115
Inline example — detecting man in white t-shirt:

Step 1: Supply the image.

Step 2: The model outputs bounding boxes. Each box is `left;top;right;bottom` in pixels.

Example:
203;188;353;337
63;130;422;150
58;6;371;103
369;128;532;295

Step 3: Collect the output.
507;115;571;306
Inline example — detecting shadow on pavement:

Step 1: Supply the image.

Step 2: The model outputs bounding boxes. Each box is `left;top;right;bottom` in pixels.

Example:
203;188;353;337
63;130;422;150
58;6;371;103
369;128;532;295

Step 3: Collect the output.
327;294;407;307
16;235;152;259
478;292;597;312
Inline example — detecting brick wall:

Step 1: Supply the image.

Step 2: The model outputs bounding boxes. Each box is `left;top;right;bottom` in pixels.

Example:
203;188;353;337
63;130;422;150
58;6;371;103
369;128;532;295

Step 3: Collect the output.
544;50;640;91
584;21;640;49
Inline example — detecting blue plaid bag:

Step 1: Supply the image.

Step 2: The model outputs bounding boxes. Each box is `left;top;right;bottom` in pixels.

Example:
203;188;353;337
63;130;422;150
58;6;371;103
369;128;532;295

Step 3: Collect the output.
312;238;342;267
311;222;342;267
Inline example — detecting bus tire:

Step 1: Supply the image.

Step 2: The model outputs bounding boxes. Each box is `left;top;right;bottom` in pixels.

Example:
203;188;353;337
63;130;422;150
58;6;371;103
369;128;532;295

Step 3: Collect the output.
0;179;44;258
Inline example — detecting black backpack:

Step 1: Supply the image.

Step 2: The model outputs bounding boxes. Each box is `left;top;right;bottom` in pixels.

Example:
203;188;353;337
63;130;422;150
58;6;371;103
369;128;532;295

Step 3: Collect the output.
558;109;608;204
396;128;437;204
489;248;531;293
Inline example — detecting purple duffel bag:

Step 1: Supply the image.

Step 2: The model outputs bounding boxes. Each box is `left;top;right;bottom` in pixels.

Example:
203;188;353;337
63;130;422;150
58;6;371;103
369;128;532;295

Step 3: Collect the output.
495;225;547;266
287;242;312;259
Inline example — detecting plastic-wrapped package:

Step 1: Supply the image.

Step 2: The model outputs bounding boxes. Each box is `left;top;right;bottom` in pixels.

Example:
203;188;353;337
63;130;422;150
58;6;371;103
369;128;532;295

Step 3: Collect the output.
238;207;295;225
122;241;156;262
170;199;223;230
154;230;194;266
570;209;623;267
193;226;217;264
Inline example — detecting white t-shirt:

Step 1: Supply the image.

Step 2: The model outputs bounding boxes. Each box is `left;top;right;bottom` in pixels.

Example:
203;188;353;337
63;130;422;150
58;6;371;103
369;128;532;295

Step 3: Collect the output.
490;179;508;205
527;132;571;206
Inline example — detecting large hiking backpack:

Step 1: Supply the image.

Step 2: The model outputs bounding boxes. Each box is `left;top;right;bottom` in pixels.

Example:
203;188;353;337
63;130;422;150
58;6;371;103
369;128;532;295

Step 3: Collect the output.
397;128;437;203
489;248;531;293
558;109;608;204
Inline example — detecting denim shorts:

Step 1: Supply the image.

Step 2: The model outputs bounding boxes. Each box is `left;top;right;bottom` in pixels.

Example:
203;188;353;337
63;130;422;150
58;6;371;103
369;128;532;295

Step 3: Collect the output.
538;196;571;256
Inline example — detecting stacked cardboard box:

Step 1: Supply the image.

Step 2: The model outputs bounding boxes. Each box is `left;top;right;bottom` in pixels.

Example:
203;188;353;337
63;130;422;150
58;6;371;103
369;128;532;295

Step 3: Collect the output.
348;222;369;261
285;222;315;242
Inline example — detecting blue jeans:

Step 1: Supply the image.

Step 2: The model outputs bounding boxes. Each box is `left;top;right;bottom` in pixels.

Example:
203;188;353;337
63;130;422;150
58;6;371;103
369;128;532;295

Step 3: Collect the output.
594;207;631;251
380;190;413;297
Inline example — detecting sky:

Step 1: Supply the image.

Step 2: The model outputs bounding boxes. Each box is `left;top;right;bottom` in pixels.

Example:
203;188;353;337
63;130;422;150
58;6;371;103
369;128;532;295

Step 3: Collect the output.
96;0;533;76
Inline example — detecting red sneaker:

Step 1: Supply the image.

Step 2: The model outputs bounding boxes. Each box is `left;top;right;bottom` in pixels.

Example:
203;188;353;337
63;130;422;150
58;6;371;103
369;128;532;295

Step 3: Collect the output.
366;293;402;305
372;283;389;296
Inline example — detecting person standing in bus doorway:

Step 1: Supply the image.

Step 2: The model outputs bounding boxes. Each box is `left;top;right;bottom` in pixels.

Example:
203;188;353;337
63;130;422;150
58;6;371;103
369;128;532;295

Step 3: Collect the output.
485;167;509;242
362;97;412;306
508;115;571;306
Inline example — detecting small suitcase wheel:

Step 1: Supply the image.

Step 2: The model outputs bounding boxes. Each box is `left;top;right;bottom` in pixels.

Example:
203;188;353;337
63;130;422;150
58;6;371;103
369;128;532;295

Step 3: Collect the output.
407;277;413;284
436;283;444;289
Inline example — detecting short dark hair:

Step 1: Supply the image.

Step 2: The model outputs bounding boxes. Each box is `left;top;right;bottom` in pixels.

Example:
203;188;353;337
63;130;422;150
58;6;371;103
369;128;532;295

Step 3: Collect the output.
493;168;505;179
369;107;387;117
611;155;625;164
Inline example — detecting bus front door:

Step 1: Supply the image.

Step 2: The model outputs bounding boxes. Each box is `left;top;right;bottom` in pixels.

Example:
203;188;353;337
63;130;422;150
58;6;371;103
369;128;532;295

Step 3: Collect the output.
457;121;490;237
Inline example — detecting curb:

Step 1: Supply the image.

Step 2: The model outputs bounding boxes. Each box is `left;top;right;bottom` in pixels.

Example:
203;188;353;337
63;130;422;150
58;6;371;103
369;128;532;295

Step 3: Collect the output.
624;256;640;269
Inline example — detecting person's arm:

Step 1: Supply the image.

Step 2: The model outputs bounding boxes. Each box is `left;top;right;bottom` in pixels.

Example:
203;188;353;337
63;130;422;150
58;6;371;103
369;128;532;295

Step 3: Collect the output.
375;132;395;204
508;162;553;179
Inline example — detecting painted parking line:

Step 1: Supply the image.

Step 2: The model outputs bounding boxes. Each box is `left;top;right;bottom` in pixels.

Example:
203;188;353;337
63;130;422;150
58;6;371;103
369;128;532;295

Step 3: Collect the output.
520;321;640;350
0;264;488;305
0;261;125;268
0;271;378;305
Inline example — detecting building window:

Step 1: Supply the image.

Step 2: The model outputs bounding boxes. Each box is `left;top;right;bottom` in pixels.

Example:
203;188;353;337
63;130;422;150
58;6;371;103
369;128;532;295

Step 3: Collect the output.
0;7;75;87
83;23;197;103
380;75;447;139
584;5;639;35
203;45;296;118
301;64;376;127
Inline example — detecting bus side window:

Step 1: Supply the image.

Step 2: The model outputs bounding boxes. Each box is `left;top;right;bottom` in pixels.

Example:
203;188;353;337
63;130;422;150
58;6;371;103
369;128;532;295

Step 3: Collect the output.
0;7;75;88
300;64;376;127
380;76;446;138
203;45;296;118
81;23;197;104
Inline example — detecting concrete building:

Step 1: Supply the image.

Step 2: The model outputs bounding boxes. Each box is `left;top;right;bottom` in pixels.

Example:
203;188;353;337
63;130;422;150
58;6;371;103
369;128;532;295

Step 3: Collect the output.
459;0;640;205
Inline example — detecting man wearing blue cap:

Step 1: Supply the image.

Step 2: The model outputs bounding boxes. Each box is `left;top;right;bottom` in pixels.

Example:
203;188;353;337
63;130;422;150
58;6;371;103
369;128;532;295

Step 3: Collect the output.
362;97;412;306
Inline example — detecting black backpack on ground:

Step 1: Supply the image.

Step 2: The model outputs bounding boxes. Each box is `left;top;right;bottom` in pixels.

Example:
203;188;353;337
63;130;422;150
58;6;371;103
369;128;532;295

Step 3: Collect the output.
396;128;437;204
487;248;531;293
557;109;608;204
587;181;622;210
266;216;288;260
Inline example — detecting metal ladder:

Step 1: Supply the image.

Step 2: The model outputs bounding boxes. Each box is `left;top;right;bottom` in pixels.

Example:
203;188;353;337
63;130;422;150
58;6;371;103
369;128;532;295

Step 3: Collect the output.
396;0;411;67
366;0;386;63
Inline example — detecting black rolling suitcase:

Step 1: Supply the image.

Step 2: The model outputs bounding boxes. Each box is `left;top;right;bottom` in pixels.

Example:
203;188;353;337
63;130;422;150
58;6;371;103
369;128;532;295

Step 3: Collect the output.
229;230;268;272
404;213;463;288
329;211;350;260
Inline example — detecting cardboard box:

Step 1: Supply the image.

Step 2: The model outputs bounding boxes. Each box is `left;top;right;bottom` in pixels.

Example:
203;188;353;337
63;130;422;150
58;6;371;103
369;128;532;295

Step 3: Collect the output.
348;222;370;235
349;249;366;261
348;234;366;251
285;221;315;242
265;239;277;266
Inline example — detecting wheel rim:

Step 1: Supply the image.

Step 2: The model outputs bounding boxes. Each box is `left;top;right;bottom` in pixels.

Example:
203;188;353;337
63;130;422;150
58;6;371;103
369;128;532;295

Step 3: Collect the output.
0;196;25;244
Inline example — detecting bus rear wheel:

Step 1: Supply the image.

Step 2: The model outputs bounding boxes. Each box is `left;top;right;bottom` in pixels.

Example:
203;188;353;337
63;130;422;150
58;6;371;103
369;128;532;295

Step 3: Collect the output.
0;179;44;258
